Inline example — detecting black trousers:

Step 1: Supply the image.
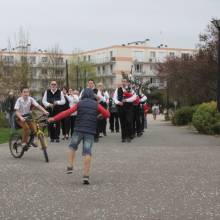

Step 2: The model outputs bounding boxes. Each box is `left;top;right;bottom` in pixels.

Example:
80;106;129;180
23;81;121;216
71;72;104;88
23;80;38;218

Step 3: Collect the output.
118;104;134;140
109;112;119;132
70;116;76;136
48;107;61;140
61;117;70;136
48;121;60;140
133;105;141;135
140;107;145;132
97;117;106;135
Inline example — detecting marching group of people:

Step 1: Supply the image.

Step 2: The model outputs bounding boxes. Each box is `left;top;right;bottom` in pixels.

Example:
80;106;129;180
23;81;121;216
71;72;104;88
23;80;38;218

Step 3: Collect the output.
2;77;150;184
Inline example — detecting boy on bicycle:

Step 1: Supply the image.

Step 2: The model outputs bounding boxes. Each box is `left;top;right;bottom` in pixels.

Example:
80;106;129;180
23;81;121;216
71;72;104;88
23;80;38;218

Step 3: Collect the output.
14;87;49;149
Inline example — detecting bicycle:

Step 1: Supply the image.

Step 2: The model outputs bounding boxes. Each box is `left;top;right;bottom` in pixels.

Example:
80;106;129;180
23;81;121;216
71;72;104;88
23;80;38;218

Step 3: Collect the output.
9;114;49;162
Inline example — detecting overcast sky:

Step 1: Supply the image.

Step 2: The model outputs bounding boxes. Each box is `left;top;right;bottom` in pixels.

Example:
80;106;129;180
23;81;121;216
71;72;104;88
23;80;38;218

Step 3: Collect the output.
0;0;219;52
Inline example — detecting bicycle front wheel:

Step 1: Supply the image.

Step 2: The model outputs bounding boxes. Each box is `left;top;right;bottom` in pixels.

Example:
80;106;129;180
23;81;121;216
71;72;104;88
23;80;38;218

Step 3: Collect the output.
38;133;49;163
9;133;25;158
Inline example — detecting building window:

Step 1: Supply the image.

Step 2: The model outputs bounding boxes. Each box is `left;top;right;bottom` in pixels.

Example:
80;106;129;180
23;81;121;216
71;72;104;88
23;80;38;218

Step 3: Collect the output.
150;64;154;71
181;53;189;60
21;56;27;62
169;52;175;57
42;69;48;75
110;51;113;57
134;64;143;72
42;57;48;63
88;55;91;61
29;56;36;64
110;64;113;72
97;66;101;74
102;66;105;74
55;57;63;64
150;51;156;58
4;56;14;63
133;51;144;61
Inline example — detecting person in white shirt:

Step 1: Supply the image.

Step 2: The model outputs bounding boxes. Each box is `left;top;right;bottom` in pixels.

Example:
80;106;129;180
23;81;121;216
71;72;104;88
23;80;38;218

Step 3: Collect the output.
97;83;109;136
14;86;48;148
67;89;79;136
42;81;65;142
113;78;137;142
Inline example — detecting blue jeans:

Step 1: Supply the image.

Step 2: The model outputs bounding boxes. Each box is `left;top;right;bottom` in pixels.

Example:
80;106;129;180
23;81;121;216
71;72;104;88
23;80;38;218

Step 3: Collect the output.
69;131;94;156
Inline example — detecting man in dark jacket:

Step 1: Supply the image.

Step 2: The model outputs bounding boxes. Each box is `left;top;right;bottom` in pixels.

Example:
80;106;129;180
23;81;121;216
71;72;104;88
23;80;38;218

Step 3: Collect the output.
48;88;110;185
42;81;65;142
3;91;16;128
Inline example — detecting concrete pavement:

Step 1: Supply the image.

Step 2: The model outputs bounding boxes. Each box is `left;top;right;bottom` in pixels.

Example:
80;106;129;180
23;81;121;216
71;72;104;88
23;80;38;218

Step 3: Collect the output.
0;115;220;220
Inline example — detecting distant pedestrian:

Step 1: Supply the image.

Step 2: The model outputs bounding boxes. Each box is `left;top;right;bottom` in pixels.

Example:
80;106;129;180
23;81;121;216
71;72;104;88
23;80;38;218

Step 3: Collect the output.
3;91;17;128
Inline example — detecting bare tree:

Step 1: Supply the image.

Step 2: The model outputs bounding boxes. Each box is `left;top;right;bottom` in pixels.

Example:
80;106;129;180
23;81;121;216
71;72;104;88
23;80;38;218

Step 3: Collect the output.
0;27;31;95
157;21;218;106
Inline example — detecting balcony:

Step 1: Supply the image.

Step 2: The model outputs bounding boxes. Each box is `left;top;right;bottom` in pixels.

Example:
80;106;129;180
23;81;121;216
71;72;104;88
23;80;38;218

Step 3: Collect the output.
92;57;116;65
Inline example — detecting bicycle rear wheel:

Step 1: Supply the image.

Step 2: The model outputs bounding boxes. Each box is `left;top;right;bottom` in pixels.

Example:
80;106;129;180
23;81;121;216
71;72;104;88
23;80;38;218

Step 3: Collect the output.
38;133;49;163
9;133;25;158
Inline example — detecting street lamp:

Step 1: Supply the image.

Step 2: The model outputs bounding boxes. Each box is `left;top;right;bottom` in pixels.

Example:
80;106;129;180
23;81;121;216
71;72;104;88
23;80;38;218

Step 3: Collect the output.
212;19;220;112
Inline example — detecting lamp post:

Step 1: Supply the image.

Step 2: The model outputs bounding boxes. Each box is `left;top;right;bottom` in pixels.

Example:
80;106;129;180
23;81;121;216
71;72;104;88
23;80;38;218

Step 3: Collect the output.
65;60;69;88
212;19;220;112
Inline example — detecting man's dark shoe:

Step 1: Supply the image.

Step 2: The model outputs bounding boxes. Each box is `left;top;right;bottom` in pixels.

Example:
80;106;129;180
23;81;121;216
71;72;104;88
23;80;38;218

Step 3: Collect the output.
127;138;131;143
94;138;99;143
116;130;119;133
103;132;107;136
66;166;73;174
137;133;142;137
111;130;114;133
50;139;54;143
122;139;126;143
83;176;90;185
55;139;60;143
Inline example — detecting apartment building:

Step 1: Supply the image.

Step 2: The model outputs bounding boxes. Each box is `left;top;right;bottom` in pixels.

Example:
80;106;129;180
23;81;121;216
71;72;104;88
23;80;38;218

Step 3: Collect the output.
0;48;67;97
0;41;196;98
81;41;196;89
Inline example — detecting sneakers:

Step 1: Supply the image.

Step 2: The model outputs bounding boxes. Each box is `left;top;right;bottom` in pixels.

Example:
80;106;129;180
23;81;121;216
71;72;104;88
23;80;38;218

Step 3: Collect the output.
83;176;90;185
21;143;28;151
66;166;73;174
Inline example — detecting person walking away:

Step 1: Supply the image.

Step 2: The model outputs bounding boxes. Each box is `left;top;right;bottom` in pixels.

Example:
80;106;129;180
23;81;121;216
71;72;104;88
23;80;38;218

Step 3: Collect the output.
152;104;159;120
48;88;110;185
42;81;65;142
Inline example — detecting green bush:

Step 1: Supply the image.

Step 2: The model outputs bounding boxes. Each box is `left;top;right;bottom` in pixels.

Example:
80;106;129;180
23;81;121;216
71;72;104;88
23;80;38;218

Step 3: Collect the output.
192;101;220;134
0;112;8;128
172;106;198;126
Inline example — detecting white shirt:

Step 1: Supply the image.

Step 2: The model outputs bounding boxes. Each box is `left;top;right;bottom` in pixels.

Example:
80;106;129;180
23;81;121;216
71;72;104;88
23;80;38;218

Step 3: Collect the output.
14;96;39;115
113;88;137;105
42;89;65;108
97;90;109;103
66;95;79;116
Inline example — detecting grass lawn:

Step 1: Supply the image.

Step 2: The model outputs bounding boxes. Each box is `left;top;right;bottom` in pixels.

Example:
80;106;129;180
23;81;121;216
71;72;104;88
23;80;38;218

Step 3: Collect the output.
0;128;11;144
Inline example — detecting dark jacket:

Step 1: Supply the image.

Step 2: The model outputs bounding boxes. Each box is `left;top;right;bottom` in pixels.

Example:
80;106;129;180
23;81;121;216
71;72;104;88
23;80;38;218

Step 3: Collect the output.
74;88;98;135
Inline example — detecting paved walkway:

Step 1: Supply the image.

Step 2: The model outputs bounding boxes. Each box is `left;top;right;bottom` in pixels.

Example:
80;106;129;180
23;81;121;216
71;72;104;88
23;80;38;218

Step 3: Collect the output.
0;115;220;220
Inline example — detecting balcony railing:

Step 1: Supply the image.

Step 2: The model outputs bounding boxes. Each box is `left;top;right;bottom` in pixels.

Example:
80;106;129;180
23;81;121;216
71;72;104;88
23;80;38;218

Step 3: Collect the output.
91;57;116;64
